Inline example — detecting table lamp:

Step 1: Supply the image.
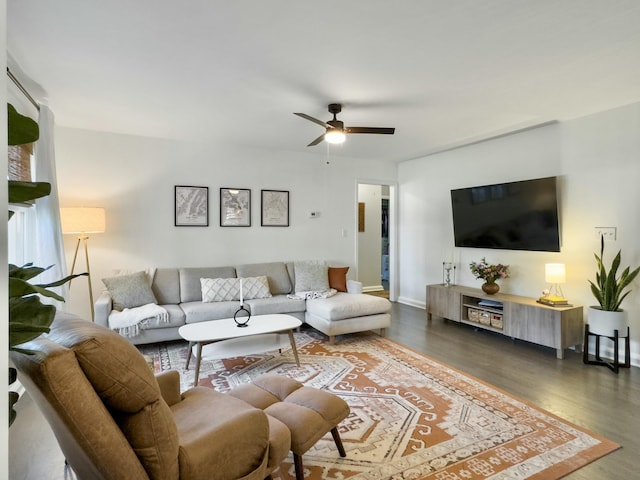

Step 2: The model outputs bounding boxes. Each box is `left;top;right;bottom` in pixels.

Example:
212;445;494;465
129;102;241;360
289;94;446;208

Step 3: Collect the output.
60;207;106;321
538;263;568;306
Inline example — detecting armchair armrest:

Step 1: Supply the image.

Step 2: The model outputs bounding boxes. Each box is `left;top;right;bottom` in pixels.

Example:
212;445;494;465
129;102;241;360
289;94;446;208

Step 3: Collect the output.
94;291;113;327
156;370;182;406
346;279;363;294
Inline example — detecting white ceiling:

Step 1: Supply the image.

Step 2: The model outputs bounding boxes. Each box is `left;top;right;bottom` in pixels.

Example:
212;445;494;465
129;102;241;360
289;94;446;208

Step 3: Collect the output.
7;0;640;162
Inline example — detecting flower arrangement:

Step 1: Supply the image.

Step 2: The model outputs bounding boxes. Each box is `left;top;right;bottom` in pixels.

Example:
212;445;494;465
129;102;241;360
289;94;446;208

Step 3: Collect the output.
469;257;510;283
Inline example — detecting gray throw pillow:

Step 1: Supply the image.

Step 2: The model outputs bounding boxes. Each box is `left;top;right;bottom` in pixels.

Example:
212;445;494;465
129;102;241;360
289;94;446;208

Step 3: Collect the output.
294;260;329;293
102;271;157;311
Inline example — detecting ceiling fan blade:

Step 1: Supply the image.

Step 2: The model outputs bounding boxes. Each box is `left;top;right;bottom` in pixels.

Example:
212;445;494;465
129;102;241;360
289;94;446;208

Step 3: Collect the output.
345;126;395;135
294;112;331;128
307;133;325;147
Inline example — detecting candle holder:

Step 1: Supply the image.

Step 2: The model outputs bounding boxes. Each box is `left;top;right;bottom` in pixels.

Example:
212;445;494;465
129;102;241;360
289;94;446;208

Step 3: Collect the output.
443;262;456;287
234;306;251;327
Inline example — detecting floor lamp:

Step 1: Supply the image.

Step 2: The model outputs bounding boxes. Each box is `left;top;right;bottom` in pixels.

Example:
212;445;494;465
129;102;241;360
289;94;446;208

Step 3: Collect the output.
60;207;106;321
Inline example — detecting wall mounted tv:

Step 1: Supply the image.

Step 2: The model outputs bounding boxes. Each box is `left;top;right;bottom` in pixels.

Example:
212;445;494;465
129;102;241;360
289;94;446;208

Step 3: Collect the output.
450;176;560;252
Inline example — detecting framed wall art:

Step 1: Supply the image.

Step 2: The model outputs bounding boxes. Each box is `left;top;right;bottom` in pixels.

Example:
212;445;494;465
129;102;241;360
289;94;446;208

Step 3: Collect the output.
261;189;289;227
175;185;209;227
220;188;251;226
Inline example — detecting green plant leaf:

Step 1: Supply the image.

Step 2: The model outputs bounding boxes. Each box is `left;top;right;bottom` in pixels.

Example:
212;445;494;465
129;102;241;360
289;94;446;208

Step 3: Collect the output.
9;391;19;427
8;181;51;204
9;277;65;302
9;296;55;348
8;103;39;145
9;263;49;281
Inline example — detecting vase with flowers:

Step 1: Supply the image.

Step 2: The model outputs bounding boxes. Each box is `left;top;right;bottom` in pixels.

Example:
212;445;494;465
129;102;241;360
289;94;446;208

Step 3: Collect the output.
470;257;510;295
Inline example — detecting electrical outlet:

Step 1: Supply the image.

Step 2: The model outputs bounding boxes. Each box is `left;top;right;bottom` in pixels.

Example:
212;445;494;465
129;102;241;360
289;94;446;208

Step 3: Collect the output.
595;227;617;241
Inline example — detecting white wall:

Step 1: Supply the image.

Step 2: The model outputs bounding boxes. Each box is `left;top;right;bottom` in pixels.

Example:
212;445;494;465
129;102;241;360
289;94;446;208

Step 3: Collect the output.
357;184;383;290
397;102;640;364
54;127;397;318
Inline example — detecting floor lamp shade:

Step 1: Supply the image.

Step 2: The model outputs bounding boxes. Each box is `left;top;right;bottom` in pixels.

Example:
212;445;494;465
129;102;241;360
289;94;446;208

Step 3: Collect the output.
60;207;105;321
60;207;106;234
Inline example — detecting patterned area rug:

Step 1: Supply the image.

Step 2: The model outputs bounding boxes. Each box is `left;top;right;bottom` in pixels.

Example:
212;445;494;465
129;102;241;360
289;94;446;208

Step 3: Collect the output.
139;329;618;480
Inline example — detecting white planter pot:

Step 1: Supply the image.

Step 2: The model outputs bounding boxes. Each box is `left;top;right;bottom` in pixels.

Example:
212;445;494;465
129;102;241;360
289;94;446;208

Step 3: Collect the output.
587;307;628;336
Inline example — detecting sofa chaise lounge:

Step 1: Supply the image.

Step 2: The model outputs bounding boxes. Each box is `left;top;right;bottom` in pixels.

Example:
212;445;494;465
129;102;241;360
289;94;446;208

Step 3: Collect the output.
95;261;391;345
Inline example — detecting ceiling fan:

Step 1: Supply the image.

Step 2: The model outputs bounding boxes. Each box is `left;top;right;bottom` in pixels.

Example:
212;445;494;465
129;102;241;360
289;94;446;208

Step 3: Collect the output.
294;103;395;147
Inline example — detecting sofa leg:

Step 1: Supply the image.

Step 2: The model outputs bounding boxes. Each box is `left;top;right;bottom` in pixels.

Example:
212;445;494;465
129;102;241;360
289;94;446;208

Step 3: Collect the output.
380;328;386;337
329;335;335;345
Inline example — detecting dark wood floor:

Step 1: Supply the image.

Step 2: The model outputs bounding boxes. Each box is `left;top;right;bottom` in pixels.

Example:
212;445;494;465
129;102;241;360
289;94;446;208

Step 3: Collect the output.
9;302;639;479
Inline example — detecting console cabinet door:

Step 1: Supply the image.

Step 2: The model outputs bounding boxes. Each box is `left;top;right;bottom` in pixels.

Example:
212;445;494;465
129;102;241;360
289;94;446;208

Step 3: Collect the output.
427;285;461;321
508;303;560;349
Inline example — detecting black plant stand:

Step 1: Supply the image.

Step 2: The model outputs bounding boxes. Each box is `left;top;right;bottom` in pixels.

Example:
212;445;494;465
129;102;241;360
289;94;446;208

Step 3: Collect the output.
583;323;630;374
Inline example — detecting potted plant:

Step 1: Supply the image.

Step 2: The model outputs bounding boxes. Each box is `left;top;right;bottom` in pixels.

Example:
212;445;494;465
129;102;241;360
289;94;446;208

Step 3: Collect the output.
587;235;640;336
469;257;510;295
7;103;85;426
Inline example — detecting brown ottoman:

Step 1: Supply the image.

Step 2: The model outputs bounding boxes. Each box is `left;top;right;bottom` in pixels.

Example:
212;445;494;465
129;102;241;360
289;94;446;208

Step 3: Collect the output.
228;374;350;480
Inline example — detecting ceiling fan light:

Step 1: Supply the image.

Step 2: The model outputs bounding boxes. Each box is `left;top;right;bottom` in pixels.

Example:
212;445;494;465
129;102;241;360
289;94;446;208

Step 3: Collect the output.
325;129;346;144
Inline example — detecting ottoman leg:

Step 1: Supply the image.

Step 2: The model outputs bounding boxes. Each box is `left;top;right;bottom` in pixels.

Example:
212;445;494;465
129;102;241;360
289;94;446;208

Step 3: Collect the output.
293;453;304;480
331;427;346;457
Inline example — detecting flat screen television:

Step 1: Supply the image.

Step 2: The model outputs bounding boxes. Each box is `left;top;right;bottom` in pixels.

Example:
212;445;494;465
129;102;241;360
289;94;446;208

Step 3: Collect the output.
450;176;560;252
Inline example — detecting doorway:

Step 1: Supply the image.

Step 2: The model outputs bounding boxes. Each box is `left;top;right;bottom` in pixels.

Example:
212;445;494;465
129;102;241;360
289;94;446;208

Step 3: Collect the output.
357;183;395;301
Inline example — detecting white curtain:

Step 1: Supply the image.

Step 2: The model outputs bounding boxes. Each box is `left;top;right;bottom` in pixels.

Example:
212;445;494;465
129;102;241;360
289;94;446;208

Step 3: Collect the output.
34;106;69;308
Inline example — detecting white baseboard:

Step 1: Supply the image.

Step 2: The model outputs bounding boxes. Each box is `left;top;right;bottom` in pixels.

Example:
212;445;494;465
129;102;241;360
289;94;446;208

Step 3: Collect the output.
362;285;384;293
397;296;426;310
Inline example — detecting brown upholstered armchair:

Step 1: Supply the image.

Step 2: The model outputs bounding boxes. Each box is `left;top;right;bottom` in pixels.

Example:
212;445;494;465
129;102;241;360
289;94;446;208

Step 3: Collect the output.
10;313;290;480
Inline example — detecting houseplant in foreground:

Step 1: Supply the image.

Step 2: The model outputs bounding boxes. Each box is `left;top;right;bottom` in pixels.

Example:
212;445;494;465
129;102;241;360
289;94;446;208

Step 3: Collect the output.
469;257;510;295
8;103;85;425
587;235;640;336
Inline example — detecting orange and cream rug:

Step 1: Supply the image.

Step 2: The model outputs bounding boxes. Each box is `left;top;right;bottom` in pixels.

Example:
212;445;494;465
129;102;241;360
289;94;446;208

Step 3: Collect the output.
140;329;619;480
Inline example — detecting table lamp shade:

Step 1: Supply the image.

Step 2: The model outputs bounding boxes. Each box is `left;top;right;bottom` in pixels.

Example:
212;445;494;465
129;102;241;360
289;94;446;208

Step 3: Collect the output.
545;263;566;284
60;207;106;234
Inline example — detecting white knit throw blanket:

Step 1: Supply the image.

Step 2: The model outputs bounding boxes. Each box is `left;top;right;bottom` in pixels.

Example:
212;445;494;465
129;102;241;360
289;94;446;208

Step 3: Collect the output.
287;288;337;300
108;303;169;338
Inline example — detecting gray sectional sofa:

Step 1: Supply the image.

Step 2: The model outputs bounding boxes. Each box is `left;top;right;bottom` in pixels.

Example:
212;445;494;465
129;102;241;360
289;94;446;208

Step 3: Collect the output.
95;261;391;345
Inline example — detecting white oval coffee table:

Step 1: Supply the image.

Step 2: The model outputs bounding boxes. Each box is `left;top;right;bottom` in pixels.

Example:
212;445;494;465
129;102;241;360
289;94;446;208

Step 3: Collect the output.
178;313;302;386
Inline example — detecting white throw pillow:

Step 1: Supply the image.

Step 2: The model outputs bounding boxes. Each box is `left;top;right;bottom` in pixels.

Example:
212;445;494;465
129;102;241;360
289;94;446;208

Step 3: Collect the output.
201;278;239;302
241;276;272;300
294;260;329;293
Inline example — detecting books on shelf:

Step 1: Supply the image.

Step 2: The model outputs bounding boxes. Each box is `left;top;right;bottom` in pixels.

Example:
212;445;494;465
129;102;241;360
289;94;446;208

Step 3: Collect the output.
537;296;571;307
478;299;503;309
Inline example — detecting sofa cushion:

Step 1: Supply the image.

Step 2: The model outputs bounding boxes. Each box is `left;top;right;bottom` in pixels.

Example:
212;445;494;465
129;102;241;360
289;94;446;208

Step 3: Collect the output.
306;292;391;321
236;262;292;295
180;267;236;302
181;300;240;324
294;261;329;293
245;295;306;316
328;267;349;292
102;271;157;311
201;277;239;302
152;268;181;305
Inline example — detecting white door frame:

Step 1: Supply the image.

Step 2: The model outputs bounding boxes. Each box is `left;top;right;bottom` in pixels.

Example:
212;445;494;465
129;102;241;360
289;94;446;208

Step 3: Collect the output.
355;179;397;302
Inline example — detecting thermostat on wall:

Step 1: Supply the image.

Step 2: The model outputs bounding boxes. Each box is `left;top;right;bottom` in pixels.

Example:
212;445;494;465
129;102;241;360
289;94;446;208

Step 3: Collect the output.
309;211;320;218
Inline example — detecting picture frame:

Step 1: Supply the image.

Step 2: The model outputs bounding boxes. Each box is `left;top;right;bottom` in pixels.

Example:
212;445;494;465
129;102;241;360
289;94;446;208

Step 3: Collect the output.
175;185;208;227
220;188;251;226
261;189;289;227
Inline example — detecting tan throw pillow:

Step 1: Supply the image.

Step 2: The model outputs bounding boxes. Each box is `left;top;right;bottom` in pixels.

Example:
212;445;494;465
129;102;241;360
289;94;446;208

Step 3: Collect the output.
328;267;349;292
102;271;157;311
